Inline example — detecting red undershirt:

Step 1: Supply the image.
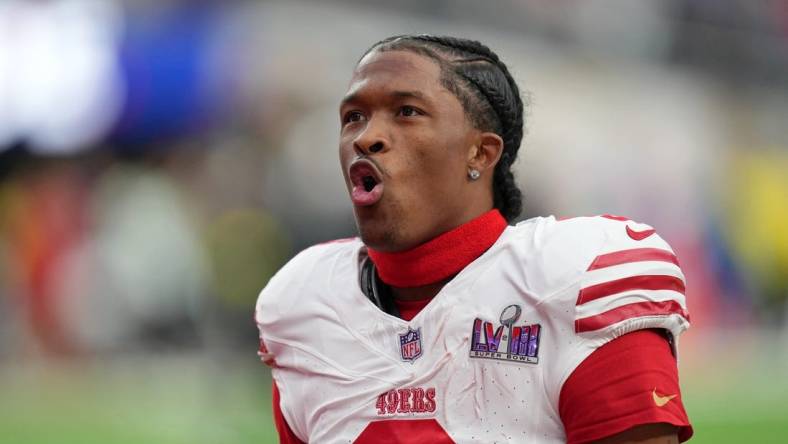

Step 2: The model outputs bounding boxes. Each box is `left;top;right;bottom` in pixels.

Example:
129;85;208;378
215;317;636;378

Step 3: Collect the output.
367;209;509;288
270;210;692;443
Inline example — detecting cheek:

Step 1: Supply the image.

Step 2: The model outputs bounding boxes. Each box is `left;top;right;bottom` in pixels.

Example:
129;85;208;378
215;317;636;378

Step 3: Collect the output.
395;148;464;203
338;137;355;172
411;135;467;182
338;133;353;158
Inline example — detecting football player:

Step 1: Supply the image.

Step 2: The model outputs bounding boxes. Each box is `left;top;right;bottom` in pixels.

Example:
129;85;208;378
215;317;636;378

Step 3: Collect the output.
256;35;692;443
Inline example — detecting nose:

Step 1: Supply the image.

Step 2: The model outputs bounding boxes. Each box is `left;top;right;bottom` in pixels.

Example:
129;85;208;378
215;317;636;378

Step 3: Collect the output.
353;116;388;156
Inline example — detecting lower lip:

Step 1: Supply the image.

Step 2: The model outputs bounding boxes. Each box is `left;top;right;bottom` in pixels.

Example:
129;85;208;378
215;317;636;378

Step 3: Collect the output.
351;183;384;206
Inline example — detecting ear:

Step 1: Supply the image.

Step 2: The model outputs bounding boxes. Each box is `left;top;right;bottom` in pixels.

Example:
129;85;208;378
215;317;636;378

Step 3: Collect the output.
467;132;504;175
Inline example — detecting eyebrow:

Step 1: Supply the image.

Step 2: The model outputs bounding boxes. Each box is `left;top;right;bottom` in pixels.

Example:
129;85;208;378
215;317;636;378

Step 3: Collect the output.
340;90;427;107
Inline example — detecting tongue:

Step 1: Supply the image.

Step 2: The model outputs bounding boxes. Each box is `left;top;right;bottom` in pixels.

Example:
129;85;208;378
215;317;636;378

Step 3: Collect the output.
351;183;383;206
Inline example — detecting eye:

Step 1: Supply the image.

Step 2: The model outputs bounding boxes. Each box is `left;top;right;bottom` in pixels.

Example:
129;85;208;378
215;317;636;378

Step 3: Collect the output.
398;105;422;117
343;110;365;124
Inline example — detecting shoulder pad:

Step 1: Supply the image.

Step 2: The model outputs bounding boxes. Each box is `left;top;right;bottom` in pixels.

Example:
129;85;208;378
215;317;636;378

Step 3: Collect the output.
571;215;689;341
254;238;360;328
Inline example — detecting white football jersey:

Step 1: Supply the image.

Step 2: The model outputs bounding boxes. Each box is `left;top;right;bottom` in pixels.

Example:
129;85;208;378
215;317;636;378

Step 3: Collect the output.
255;215;690;443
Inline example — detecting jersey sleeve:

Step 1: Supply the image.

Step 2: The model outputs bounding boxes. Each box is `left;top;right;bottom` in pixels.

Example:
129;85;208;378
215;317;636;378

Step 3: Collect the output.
254;242;341;442
573;215;690;345
254;248;316;443
548;215;692;442
253;238;361;442
272;381;307;444
559;329;693;443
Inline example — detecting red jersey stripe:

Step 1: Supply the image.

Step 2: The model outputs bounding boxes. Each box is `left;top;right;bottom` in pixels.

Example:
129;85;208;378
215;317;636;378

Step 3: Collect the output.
577;275;685;305
575;300;689;333
600;214;630;221
587;248;680;271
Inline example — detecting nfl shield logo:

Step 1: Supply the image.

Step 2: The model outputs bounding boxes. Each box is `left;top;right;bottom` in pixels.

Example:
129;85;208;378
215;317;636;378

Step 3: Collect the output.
399;327;422;363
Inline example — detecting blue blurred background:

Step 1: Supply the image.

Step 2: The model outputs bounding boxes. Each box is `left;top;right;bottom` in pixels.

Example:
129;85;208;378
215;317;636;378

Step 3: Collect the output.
1;0;787;443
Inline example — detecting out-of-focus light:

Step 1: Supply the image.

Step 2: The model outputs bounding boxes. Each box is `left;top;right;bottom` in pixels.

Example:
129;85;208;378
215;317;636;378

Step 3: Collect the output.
111;4;231;149
0;0;123;155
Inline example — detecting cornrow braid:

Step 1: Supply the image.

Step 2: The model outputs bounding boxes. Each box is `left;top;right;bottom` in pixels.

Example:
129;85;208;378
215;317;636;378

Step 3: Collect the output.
361;35;525;222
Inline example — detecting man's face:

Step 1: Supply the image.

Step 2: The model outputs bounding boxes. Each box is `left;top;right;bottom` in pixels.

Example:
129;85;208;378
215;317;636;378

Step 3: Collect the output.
339;49;479;252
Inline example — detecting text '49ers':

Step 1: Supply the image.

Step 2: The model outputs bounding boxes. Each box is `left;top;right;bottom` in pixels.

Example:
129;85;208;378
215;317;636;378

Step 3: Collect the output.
375;387;436;415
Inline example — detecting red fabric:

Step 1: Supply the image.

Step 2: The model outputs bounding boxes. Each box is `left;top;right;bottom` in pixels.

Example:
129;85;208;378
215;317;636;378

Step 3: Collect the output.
600;214;630;221
575;300;690;333
577;275;686;305
354;419;454;443
272;381;306;444
367;209;507;287
559;329;693;444
394;297;433;321
587;248;680;270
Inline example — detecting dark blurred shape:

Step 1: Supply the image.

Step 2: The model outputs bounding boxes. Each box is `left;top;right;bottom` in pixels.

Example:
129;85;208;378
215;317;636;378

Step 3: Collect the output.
671;0;788;87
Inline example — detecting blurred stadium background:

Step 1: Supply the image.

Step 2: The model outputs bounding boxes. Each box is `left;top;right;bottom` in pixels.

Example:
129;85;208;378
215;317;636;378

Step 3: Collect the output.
1;0;787;442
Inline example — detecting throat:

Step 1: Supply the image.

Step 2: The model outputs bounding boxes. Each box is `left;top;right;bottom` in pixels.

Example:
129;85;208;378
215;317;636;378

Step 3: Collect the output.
391;279;450;301
393;293;435;322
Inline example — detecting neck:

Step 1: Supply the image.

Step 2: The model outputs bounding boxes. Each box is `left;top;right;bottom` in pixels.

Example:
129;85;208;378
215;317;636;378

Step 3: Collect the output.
389;279;451;301
367;209;507;297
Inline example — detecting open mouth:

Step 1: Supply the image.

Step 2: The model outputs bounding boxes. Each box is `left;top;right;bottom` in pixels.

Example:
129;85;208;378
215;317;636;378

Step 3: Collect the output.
348;160;384;206
362;175;377;192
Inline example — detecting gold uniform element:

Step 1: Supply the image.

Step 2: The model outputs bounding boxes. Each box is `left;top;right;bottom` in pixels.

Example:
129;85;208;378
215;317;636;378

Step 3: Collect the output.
652;388;678;407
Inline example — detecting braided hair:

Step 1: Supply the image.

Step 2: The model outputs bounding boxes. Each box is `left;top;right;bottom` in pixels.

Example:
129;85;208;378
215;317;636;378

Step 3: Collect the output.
361;35;525;222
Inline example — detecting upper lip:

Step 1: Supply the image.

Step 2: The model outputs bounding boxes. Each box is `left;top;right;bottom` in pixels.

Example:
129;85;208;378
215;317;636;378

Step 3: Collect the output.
348;158;383;189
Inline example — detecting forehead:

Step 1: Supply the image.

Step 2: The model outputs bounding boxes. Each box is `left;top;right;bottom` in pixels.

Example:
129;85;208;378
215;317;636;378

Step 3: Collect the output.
344;50;444;101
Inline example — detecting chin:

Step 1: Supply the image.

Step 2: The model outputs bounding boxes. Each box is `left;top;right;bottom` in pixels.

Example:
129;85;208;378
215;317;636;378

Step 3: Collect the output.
356;219;398;252
352;196;417;252
353;208;407;252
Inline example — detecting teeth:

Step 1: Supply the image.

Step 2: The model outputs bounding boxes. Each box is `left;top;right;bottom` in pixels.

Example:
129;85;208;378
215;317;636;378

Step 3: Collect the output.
362;176;376;192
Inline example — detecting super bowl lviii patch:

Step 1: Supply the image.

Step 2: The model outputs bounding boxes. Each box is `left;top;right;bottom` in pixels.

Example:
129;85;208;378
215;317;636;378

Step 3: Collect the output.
470;304;541;364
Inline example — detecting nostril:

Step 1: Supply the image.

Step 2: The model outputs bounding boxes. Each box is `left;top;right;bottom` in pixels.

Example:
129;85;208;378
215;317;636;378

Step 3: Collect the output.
369;142;384;153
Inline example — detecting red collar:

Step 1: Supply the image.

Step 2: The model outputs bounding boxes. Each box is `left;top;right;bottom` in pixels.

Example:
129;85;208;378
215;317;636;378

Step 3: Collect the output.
367;209;507;288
